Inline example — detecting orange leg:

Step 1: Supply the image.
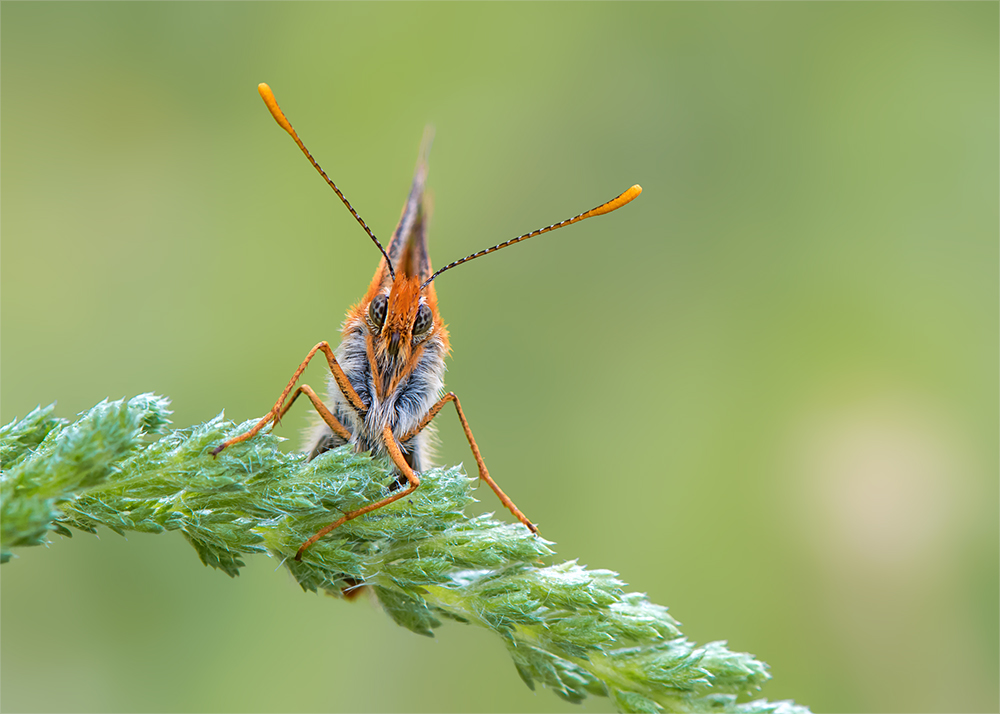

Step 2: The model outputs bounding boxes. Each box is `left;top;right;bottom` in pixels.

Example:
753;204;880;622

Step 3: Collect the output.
212;341;365;456
275;384;352;441
401;392;537;534
296;424;420;561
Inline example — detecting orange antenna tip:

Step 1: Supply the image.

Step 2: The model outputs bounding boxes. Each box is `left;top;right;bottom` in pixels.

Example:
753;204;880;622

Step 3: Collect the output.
257;82;294;136
584;184;643;218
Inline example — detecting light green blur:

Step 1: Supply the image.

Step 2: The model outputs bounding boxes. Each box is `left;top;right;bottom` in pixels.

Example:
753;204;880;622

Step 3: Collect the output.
1;3;996;712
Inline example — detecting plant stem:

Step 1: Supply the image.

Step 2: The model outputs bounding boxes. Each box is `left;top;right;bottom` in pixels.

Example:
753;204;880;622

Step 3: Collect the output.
0;395;809;714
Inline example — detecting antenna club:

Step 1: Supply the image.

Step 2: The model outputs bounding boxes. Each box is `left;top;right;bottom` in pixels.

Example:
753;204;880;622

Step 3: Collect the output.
590;184;643;217
257;83;294;136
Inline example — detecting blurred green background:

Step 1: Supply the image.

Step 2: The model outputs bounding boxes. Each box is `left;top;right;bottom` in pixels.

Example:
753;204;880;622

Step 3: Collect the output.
2;3;997;712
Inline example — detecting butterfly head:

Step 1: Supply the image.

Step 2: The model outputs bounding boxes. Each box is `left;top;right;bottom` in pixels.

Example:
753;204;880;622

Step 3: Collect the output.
356;260;445;398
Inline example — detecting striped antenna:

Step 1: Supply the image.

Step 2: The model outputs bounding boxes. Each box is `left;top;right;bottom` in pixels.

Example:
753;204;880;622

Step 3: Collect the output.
258;83;395;280
420;184;642;289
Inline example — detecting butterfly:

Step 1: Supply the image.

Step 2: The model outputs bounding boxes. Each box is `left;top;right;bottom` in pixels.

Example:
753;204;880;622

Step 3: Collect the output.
213;84;641;561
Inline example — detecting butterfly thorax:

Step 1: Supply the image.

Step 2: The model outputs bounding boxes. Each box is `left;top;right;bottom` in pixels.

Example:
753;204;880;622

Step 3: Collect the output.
308;273;449;470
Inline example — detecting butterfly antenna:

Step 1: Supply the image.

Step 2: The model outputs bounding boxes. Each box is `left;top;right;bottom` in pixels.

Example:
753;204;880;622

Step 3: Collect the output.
258;83;395;279
420;184;642;289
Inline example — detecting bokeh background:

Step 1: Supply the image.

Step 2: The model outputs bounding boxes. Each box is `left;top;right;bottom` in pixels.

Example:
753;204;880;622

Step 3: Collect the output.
2;3;996;712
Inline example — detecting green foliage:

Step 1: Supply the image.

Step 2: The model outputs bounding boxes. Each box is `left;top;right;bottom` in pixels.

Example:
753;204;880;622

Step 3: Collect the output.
0;395;171;557
0;396;809;714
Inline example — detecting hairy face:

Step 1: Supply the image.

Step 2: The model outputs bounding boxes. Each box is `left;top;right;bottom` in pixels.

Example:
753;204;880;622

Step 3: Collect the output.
360;273;442;397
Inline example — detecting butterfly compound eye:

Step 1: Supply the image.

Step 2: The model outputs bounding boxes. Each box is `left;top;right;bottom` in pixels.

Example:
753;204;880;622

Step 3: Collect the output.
368;294;388;328
413;304;433;336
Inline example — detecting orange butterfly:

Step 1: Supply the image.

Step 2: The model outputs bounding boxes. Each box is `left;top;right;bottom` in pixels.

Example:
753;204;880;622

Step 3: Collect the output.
214;84;641;561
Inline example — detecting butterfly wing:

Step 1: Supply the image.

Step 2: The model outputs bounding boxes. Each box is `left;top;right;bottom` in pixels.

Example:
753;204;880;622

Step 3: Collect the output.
370;126;435;290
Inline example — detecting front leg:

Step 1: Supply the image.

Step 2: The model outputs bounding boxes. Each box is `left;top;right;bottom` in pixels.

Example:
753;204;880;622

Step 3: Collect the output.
401;393;537;534
212;341;365;456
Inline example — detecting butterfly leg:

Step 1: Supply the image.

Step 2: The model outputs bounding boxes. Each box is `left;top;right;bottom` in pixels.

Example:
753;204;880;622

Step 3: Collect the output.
296;424;420;561
401;392;537;534
274;385;352;441
212;341;365;455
